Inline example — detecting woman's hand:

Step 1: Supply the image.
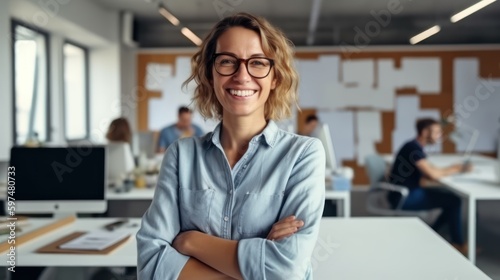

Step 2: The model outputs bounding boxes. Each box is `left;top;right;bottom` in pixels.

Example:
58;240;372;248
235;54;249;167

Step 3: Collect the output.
173;230;199;255
267;215;304;241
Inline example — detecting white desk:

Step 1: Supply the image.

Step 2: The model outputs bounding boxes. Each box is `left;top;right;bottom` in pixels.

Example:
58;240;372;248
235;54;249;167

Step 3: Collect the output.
325;190;350;217
314;217;490;280
384;154;500;264
106;187;155;200
107;187;351;217
429;155;500;264
0;217;490;279
0;218;139;267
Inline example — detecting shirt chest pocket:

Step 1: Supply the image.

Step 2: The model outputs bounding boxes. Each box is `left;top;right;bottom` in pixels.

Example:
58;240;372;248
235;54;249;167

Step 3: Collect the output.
179;187;215;233
238;192;284;238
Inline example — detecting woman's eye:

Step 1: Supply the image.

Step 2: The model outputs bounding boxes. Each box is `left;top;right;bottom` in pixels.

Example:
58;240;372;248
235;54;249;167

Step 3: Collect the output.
220;59;236;65
250;60;267;66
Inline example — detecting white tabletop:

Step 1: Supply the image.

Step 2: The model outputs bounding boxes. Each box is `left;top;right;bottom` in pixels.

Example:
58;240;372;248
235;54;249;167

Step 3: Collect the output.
428;155;500;199
314;217;490;280
324;189;349;199
106;187;156;200
0;217;490;280
0;218;139;267
412;154;499;264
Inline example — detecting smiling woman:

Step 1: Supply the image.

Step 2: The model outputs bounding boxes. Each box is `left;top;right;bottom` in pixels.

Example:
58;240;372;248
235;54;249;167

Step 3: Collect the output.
185;13;299;121
137;13;325;280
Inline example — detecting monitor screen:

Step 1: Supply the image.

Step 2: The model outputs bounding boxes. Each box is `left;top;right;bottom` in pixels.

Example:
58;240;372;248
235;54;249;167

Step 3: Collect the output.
311;123;337;174
10;146;106;202
132;132;156;158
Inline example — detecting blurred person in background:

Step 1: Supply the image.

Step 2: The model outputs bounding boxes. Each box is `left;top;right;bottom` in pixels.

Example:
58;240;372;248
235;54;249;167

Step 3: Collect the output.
157;106;204;153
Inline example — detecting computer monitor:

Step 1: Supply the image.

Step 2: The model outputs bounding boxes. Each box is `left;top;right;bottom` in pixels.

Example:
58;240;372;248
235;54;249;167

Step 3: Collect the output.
462;129;479;165
107;142;135;187
9;146;107;215
311;123;337;175
132;131;156;159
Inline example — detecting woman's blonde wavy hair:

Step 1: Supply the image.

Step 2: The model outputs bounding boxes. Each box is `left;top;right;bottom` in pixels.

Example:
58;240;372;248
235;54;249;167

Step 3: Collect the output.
183;12;299;121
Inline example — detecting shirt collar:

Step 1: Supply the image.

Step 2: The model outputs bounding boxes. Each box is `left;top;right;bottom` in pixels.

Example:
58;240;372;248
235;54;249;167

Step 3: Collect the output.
205;120;279;149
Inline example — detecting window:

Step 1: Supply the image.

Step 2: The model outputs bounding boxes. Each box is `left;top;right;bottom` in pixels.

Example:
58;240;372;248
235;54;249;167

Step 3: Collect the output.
12;22;49;145
63;42;89;140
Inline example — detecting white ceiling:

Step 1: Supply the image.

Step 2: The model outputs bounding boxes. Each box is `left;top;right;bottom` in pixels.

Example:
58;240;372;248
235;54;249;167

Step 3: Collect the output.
93;0;500;47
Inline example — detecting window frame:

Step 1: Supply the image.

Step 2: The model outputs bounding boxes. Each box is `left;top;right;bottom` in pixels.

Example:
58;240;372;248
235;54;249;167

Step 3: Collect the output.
62;40;90;141
11;19;51;145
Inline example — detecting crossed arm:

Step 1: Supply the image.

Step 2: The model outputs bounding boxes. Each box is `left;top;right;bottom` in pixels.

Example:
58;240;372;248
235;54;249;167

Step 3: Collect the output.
173;216;305;279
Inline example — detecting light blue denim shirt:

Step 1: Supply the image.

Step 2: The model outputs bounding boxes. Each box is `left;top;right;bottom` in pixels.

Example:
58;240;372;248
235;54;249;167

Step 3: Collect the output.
137;120;325;280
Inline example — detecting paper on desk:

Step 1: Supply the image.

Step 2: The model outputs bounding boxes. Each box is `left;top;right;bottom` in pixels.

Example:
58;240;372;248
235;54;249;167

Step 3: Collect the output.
59;230;130;251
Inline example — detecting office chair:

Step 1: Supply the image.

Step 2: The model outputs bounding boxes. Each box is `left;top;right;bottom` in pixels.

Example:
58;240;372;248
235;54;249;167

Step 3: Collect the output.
365;154;434;220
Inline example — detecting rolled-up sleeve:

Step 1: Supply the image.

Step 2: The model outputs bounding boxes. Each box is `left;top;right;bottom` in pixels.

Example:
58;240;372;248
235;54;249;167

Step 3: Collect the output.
136;142;189;279
237;138;326;280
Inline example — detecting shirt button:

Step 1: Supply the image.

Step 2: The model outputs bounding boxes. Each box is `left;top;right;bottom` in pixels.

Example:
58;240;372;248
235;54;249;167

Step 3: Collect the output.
229;190;233;194
224;216;229;222
243;165;247;169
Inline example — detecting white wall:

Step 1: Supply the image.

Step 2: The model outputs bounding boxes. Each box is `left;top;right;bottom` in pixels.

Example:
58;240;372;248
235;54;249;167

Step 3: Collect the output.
89;45;122;143
9;0;116;47
49;35;65;144
120;46;138;132
0;0;13;161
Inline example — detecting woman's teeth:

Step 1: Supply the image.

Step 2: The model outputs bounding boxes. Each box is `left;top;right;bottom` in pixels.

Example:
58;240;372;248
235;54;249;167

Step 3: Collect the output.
229;89;255;97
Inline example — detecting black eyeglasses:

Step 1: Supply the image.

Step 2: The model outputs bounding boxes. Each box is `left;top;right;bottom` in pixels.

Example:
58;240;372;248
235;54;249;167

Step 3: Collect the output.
213;53;274;79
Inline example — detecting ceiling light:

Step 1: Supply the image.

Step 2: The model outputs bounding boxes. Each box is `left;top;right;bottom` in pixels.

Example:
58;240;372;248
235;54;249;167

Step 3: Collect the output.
409;25;441;45
181;27;202;46
158;4;180;26
450;0;497;23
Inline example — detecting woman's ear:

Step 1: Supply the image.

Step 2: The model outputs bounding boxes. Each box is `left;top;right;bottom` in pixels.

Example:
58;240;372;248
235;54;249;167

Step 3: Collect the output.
271;77;277;90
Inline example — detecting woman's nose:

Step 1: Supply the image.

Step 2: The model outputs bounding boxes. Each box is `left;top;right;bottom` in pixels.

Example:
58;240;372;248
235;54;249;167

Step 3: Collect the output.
232;62;251;83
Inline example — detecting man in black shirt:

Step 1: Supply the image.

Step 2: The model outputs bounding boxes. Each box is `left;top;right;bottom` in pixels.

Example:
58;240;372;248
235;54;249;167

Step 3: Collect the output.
389;118;472;253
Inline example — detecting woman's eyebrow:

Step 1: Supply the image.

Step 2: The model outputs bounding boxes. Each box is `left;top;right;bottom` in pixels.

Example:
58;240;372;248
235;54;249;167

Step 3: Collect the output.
215;51;267;58
249;53;266;57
